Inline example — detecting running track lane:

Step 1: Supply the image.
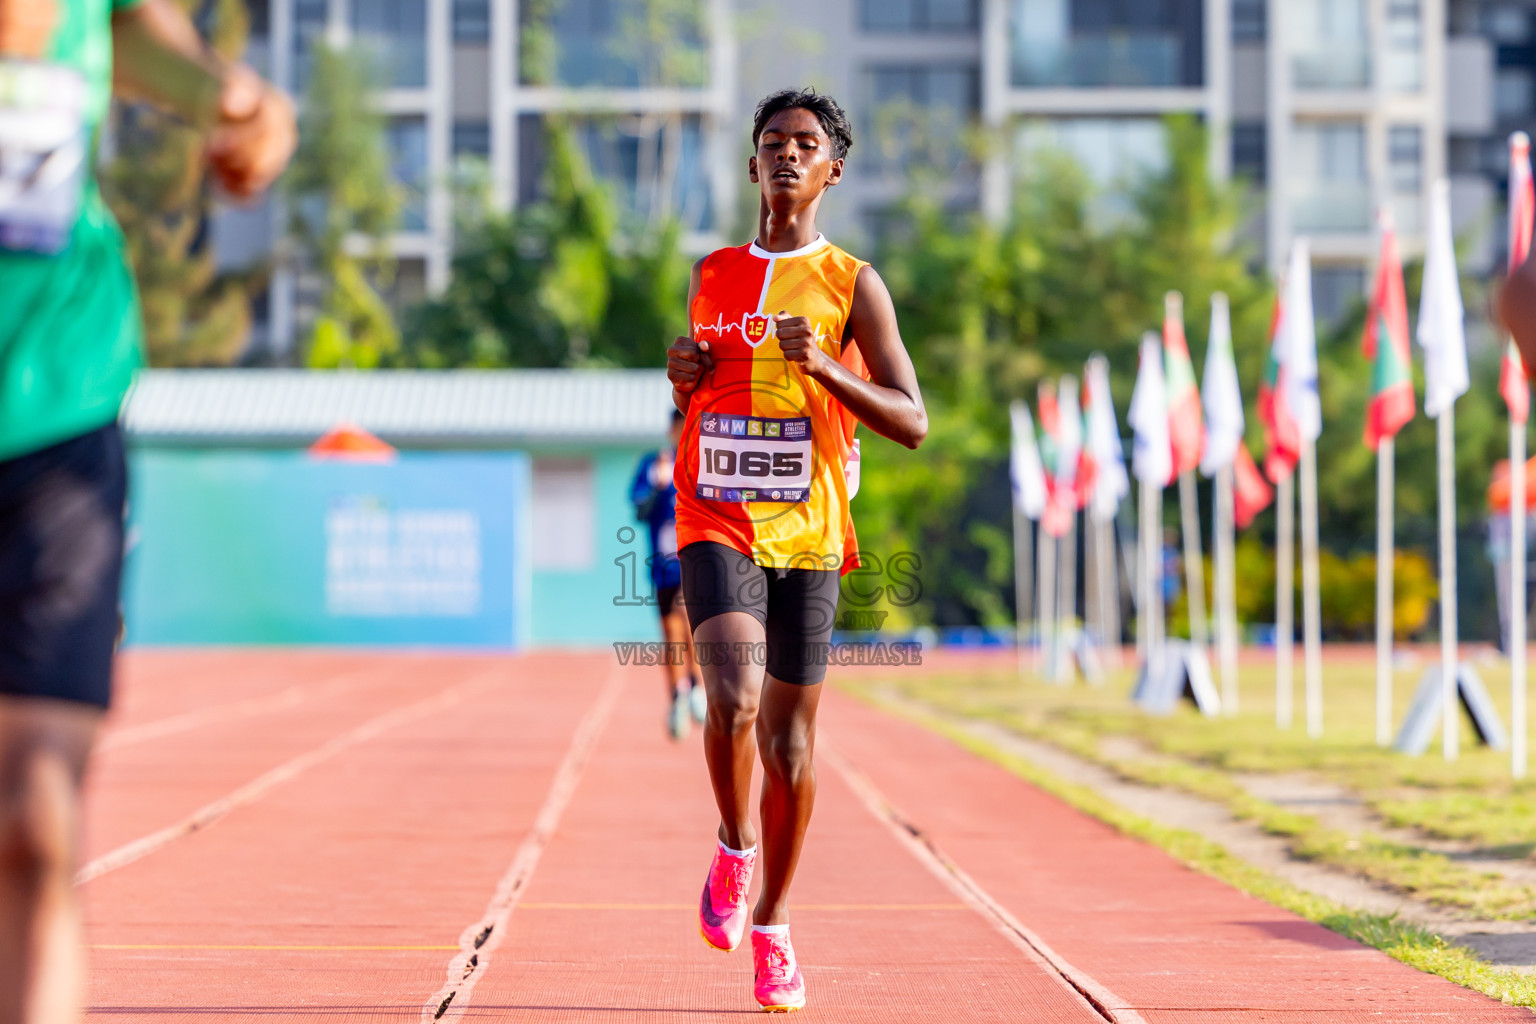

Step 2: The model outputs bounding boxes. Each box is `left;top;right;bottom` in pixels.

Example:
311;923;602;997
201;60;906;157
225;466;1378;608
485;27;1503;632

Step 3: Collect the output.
84;652;615;1020
818;688;1533;1023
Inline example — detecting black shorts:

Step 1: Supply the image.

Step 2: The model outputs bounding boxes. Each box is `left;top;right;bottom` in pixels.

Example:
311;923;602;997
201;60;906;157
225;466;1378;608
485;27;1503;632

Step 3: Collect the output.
678;541;839;686
0;424;126;709
656;582;683;618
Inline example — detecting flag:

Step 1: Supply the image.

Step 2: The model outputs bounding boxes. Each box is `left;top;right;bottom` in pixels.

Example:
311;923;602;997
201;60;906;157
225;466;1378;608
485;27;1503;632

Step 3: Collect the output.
1043;375;1084;537
1283;239;1322;444
1130;332;1173;486
1362;211;1416;448
1163;291;1204;476
1233;443;1274;529
1085;355;1130;522
1010;401;1048;520
1257;290;1302;483
1419;180;1469;419
1200;292;1245;476
1037;380;1060;479
1504;132;1534;425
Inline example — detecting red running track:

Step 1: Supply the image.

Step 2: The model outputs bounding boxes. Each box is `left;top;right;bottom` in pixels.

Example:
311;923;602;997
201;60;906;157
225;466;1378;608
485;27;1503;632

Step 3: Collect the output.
82;652;1532;1022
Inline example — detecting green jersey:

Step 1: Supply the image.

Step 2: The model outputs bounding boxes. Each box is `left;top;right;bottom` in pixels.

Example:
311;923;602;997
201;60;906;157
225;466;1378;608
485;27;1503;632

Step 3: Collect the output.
0;0;145;461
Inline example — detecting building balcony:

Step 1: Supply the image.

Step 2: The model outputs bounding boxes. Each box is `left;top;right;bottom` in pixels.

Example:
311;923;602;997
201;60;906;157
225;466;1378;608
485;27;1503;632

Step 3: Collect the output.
1292;47;1371;92
1289;181;1373;234
1012;32;1186;89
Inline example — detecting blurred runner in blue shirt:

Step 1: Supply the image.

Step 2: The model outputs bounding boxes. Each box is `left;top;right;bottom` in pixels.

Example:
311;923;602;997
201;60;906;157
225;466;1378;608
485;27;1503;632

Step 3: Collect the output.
631;409;703;739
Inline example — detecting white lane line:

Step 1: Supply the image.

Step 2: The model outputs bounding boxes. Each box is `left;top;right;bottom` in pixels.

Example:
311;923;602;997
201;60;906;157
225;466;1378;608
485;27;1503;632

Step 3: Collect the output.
820;741;1149;1024
421;665;627;1024
99;668;381;752
77;669;502;886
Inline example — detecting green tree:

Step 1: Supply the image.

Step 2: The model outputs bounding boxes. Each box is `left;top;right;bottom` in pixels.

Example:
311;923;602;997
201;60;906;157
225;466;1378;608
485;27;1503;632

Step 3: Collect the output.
401;123;688;369
284;43;401;368
102;0;257;367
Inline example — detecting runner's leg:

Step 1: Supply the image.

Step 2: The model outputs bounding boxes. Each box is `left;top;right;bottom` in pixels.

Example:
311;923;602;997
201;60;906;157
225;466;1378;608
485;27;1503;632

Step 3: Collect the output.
753;676;820;926
0;699;100;1024
695;611;766;851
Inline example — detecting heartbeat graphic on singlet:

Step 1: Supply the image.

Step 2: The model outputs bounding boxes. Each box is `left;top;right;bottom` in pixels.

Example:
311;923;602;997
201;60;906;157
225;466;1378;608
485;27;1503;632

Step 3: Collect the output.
693;314;830;346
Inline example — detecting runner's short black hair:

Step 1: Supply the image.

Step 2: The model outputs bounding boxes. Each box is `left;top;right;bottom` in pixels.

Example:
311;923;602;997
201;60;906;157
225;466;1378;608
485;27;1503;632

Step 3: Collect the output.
752;88;853;162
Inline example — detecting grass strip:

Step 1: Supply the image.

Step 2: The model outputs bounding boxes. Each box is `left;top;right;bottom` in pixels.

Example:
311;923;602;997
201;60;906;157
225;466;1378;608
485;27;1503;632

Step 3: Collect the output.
850;688;1536;1008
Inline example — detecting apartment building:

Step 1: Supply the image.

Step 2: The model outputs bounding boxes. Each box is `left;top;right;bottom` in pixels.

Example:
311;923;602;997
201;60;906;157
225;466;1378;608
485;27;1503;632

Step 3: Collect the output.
231;0;1510;354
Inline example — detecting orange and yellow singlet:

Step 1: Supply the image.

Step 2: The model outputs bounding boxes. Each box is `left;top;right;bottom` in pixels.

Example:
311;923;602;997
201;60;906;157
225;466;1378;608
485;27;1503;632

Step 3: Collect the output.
674;235;868;572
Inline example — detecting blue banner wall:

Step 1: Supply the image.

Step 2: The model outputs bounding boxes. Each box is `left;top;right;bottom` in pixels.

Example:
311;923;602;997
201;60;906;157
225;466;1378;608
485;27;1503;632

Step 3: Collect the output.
123;450;530;647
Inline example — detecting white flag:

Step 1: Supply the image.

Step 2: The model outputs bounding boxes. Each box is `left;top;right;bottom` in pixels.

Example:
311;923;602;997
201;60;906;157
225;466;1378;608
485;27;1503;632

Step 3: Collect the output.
1129;332;1173;485
1418;180;1468;419
1086;355;1129;522
1010;400;1048;519
1284;239;1323;443
1057;374;1084;496
1200;292;1246;476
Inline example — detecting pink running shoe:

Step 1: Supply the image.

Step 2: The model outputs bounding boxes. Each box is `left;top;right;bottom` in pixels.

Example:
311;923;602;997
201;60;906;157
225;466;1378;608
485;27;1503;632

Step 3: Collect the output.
698;843;756;952
752;928;806;1012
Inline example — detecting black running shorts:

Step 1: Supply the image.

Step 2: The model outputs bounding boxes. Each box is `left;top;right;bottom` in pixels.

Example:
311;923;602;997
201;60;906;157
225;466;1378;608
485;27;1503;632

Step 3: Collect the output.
0;424;127;709
656;582;683;618
677;541;840;686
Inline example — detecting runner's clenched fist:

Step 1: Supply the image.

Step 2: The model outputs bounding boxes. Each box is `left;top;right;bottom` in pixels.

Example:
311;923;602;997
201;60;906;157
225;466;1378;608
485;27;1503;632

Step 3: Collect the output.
668;336;714;394
774;312;828;375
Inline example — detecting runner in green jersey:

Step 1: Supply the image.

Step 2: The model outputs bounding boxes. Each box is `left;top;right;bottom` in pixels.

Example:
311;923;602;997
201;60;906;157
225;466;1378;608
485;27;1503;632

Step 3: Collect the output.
0;3;294;1019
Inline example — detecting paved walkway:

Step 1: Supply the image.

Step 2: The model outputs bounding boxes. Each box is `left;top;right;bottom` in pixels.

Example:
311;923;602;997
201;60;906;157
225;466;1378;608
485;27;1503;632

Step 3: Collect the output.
81;652;1531;1021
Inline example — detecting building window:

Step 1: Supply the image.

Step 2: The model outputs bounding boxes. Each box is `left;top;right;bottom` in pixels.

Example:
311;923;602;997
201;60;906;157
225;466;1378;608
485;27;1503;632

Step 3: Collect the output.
1388;125;1422;195
1232;0;1264;43
532;459;596;571
1312;265;1367;326
453;0;490;43
1231;123;1266;183
518;114;715;233
292;0;326;93
1016;117;1169;226
520;0;707;88
1490;6;1531;43
353;0;428;88
1498;68;1533;120
387;116;429;231
452;120;491;157
1290;0;1369;91
1012;0;1205;89
863;64;980;174
1290;121;1369;233
861;0;978;31
1385;0;1422;93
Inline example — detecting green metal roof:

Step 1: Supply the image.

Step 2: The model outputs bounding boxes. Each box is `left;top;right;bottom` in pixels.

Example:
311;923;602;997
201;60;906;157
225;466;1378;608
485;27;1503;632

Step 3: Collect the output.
122;369;673;447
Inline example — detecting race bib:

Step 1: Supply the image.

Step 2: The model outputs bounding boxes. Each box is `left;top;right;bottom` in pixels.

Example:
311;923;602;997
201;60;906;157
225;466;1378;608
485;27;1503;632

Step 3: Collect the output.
0;62;88;256
696;413;813;503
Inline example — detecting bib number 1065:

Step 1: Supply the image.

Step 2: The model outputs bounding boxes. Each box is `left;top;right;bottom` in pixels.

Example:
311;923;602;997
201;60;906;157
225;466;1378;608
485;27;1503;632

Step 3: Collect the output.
696;414;814;504
700;448;802;478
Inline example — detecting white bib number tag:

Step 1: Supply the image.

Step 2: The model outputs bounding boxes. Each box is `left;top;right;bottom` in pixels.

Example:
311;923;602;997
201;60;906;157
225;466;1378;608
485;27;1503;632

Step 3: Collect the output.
0;62;88;256
696;414;813;503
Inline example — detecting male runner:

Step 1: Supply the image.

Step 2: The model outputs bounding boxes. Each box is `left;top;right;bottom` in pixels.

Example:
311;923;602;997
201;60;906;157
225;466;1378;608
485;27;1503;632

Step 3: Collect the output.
0;3;294;1020
666;88;927;1012
630;407;704;740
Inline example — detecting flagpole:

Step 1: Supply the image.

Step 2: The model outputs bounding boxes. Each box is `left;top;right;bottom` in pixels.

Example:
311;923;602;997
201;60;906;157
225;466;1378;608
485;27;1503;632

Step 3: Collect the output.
1058;513;1078;683
1215;464;1238;713
1139;479;1154;663
1301;442;1324;738
1376;437;1395;746
1430;406;1459;768
1510;420;1525;769
1085;511;1099;646
1038;527;1057;677
1179;471;1209;647
1014;507;1033;678
1276;474;1295;730
1099;515;1120;668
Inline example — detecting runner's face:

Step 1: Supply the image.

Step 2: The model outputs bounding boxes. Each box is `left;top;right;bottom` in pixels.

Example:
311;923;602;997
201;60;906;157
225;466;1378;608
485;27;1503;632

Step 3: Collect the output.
750;108;842;204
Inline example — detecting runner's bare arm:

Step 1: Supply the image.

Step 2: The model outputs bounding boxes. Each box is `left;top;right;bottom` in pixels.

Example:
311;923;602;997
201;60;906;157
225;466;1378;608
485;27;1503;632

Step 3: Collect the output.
111;0;296;198
776;265;927;449
668;258;713;414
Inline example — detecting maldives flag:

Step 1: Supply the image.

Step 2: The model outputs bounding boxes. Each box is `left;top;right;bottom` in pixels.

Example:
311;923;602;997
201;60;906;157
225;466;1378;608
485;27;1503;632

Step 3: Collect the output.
1361;216;1416;449
1503;132;1534;424
1163;291;1204;476
1257;293;1302;483
1233;442;1274;529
